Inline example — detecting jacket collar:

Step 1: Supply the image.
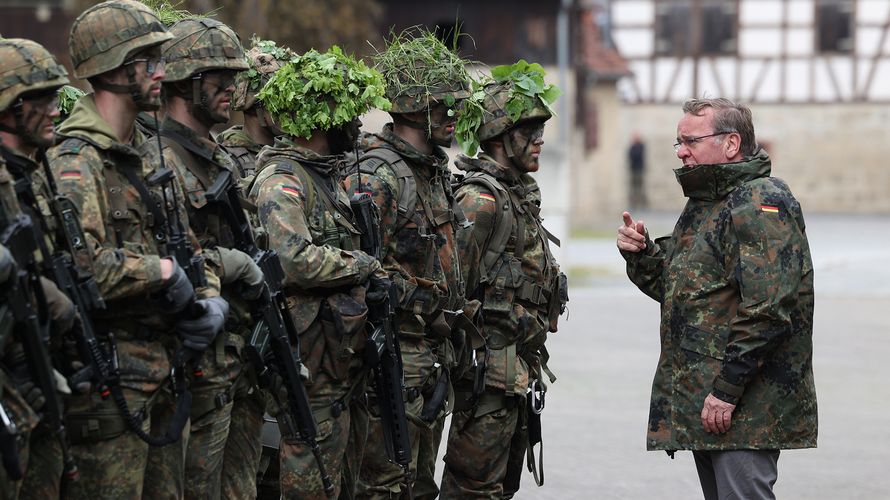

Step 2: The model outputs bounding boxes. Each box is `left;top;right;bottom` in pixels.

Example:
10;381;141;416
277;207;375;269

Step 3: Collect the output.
674;148;772;201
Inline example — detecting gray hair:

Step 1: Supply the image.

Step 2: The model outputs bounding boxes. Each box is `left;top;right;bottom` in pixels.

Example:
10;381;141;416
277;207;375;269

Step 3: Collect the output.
682;98;757;157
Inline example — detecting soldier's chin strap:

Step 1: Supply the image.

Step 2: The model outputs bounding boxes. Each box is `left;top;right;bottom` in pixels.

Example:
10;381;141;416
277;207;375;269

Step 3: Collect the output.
188;73;230;128
90;63;156;111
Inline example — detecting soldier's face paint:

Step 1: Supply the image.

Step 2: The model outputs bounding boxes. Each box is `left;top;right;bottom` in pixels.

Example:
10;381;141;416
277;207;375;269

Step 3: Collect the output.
675;108;734;167
509;121;545;173
17;89;62;148
427;103;457;147
200;70;239;124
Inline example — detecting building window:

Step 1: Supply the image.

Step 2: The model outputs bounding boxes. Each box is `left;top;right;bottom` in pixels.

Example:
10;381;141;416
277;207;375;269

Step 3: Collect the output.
816;0;853;53
655;0;736;56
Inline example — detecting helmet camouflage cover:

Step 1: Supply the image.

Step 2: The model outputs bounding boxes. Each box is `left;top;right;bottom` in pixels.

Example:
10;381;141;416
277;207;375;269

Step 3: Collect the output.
233;39;297;112
69;0;172;79
457;59;561;156
162;17;248;82
256;45;390;139
373;28;470;114
0;38;69;112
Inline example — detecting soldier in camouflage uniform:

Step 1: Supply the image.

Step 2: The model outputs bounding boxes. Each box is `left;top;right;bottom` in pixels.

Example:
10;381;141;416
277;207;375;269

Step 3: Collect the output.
440;65;567;499
47;2;228;498
617;97;816;500
247;46;389;499
218;38;295;183
145;17;263;500
344;31;473;499
0;37;89;500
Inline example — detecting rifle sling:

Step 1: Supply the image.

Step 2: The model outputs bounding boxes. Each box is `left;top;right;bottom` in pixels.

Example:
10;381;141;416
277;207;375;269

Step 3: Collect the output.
117;165;168;242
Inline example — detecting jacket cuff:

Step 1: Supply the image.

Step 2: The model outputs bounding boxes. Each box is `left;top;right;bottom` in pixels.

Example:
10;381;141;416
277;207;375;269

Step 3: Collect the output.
712;377;745;405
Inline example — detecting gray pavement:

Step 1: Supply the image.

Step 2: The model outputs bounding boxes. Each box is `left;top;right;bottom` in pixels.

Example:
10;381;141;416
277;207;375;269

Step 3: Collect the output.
437;212;890;499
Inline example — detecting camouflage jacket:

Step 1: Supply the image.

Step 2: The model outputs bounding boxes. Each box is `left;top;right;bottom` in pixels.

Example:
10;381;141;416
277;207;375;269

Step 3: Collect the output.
217;125;262;181
454;154;561;395
622;149;816;450
345;124;465;340
249;137;379;333
48;95;219;392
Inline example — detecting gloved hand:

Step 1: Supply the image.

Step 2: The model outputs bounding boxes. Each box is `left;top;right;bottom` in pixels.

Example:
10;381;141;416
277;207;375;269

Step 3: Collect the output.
366;274;392;305
17;380;46;413
175;296;229;351
216;247;265;300
160;259;196;314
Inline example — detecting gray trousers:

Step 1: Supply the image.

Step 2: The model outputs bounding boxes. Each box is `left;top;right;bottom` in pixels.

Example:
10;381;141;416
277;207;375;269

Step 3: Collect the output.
692;450;780;500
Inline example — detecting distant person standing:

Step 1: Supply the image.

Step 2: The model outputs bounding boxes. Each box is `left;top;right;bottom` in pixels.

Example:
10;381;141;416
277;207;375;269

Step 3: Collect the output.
628;133;647;209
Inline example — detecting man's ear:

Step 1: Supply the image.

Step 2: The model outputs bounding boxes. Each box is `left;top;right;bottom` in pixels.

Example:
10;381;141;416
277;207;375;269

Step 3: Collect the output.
725;132;742;159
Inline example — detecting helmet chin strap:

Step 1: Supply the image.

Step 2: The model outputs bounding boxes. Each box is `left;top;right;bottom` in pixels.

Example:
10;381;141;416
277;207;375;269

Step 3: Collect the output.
92;63;158;111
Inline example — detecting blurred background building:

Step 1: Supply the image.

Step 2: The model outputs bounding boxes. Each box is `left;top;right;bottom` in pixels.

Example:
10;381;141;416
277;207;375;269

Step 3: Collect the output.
2;0;888;237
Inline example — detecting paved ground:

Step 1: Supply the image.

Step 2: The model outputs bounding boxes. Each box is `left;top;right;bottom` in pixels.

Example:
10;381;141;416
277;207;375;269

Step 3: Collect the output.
436;212;890;499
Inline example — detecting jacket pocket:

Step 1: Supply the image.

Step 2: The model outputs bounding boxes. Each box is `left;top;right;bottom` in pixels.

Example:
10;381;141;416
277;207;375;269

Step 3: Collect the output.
679;324;728;360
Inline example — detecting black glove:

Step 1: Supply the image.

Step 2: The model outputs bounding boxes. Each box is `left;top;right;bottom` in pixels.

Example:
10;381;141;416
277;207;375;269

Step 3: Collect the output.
17;380;46;413
160;259;196;314
175;296;229;351
366;274;392;305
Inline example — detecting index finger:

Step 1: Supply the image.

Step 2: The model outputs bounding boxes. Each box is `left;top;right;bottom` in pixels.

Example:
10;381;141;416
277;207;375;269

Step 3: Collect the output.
622;211;634;228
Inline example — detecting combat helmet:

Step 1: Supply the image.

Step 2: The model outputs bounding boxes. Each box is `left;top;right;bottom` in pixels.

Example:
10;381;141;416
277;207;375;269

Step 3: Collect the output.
69;0;172;79
475;80;552;143
162;18;248;83
456;60;560;156
373;28;470;114
232;39;296;112
0;38;69;113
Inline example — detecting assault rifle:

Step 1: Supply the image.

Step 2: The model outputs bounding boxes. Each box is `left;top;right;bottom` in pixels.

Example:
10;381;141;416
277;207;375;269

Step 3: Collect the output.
205;169;334;496
350;191;414;498
35;155;186;448
0;210;78;480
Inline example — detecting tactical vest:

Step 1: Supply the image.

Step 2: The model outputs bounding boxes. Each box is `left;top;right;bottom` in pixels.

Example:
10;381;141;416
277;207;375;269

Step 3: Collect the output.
159;132;237;249
458;170;567;345
260;155;359;252
352;146;468;309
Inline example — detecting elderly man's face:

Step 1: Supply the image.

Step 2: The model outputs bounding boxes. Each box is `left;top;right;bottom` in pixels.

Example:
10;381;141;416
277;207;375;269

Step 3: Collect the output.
675;107;738;167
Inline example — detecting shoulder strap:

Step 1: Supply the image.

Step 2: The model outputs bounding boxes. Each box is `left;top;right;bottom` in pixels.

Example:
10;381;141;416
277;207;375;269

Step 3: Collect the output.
461;172;513;280
358;147;417;229
158;131;215;190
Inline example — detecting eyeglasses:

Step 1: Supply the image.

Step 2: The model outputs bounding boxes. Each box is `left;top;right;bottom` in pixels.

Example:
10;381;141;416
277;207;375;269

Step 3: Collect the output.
124;56;165;75
199;70;239;91
673;131;731;152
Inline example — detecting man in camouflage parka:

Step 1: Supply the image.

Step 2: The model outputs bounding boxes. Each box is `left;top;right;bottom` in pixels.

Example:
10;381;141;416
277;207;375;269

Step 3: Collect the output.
617;98;816;500
440;68;566;499
247;46;389;500
47;2;228;498
218;38;294;183
144;17;264;500
345;31;475;499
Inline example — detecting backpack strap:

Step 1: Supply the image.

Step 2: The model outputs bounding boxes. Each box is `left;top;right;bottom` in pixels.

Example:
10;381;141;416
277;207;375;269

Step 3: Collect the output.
460;172;513;282
357;147;421;230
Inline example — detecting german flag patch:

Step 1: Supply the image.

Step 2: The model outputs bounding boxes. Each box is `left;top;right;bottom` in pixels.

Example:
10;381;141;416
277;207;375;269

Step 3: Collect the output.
760;204;779;213
479;193;496;203
59;170;81;180
282;186;302;198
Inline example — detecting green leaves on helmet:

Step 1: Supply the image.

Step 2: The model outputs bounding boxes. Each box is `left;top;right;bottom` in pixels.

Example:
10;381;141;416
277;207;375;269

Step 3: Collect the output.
456;59;562;156
256;45;391;139
55;85;86;124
